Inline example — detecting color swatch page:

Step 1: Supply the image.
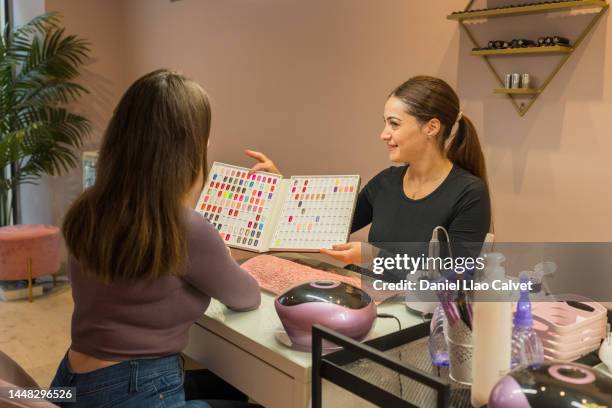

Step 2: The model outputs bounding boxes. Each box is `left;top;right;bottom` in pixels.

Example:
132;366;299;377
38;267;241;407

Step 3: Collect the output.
270;175;360;251
195;162;283;252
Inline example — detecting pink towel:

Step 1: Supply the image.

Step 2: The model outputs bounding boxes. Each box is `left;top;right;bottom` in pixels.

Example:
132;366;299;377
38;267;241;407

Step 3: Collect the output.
241;255;362;295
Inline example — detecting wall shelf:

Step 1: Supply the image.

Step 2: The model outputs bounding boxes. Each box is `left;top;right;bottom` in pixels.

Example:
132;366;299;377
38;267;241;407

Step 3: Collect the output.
448;0;609;116
447;0;608;20
494;88;541;94
471;45;573;56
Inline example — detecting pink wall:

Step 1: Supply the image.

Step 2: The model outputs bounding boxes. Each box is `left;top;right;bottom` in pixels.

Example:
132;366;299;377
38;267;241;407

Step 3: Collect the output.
45;0;612;242
37;0;129;229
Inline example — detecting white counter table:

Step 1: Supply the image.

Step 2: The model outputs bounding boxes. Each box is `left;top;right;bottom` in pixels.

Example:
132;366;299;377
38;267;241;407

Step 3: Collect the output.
183;250;424;408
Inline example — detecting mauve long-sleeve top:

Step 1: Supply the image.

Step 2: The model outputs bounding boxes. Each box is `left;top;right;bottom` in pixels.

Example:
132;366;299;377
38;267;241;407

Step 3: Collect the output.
68;209;261;361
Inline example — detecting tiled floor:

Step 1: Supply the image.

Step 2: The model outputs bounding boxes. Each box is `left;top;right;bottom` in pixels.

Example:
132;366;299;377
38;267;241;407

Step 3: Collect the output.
0;282;73;387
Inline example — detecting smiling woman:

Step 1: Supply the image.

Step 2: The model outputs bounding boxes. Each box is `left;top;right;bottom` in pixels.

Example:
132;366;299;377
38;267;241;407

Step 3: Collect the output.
352;76;491;246
247;76;491;264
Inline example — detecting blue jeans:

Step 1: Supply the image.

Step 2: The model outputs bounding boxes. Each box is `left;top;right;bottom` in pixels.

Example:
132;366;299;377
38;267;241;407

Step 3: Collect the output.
50;352;210;408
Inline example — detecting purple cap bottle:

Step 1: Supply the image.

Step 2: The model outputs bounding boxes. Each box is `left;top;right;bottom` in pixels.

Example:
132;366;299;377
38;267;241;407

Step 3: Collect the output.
511;273;544;369
513;273;534;329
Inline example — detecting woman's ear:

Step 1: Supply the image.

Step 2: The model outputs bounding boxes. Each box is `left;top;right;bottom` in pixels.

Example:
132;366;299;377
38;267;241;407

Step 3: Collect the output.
424;118;441;139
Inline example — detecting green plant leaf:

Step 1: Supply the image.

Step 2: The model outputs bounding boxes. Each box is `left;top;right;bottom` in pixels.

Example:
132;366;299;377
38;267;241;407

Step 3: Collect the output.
0;12;91;225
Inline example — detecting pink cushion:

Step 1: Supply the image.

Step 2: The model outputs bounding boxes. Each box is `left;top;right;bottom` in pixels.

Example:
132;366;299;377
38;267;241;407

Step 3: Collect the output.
0;225;61;280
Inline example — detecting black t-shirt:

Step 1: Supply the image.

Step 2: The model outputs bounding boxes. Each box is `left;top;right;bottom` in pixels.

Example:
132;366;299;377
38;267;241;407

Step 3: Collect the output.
351;164;491;256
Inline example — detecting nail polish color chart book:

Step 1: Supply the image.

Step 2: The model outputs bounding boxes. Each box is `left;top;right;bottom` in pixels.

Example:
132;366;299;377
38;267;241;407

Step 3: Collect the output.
195;162;360;252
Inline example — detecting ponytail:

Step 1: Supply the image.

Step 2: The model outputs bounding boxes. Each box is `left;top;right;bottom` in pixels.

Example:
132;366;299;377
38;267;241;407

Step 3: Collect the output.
446;114;488;187
446;114;493;232
391;76;492;232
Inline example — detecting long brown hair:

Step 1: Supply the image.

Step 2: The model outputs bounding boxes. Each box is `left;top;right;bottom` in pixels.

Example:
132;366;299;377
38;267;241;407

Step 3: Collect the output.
63;69;211;282
390;76;488;185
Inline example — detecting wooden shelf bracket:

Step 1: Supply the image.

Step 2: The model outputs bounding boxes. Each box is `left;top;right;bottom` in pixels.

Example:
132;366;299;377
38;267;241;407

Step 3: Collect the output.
449;1;609;116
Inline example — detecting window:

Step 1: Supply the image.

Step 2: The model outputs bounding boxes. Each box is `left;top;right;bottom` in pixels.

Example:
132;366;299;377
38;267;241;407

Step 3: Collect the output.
0;1;5;30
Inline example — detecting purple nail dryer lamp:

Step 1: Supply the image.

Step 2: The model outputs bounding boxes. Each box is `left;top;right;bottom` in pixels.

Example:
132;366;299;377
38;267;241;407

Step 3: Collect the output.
274;280;377;351
488;362;612;407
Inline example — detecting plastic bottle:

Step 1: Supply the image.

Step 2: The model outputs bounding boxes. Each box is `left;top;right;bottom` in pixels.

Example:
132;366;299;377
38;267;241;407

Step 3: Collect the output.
428;303;449;367
599;323;612;371
511;272;544;369
471;253;512;408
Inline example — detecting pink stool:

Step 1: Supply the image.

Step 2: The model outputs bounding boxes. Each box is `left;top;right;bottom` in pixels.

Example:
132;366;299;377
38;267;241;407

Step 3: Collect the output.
0;224;61;302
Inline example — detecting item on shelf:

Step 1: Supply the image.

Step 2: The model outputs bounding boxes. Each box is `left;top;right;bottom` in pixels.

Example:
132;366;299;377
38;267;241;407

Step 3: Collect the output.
532;296;607;361
552;35;570;45
520;73;531;89
428;303;449;367
502;73;533;89
599;323;612;371
504;74;512;88
274;280;376;351
521;39;536;47
511;273;544;369
241;254;362;296
538;35;572;47
481;40;509;50
510;38;536;48
195;162;360;252
471;253;512;407
488;362;612;408
474;36;572;52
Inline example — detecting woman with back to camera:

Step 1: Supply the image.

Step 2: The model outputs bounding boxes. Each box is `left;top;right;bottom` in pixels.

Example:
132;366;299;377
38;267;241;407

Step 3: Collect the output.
51;70;261;408
247;76;491;265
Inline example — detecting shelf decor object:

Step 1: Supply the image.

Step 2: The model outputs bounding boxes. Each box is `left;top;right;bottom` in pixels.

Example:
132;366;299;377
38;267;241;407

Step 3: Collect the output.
471;45;573;56
494;88;541;94
447;0;609;116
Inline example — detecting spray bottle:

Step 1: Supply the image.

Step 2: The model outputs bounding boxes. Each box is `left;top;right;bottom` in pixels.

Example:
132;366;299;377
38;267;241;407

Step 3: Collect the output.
511;272;544;369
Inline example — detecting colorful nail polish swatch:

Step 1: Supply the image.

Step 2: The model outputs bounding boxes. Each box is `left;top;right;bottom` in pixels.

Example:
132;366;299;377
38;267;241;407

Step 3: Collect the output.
270;175;360;251
195;162;360;252
195;162;279;251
